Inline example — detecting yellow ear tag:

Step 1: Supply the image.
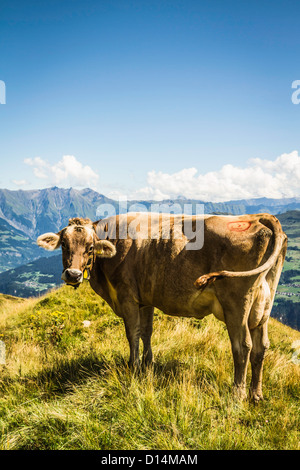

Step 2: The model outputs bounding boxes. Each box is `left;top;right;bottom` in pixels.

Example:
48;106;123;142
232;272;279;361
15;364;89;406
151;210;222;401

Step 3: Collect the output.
83;269;89;280
97;249;103;255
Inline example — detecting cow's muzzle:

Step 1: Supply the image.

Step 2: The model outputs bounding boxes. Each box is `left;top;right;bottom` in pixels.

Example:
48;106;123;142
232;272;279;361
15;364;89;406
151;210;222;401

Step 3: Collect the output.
61;268;83;288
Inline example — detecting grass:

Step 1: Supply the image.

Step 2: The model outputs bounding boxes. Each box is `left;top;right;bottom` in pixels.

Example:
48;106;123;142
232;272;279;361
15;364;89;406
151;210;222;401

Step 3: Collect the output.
0;283;299;450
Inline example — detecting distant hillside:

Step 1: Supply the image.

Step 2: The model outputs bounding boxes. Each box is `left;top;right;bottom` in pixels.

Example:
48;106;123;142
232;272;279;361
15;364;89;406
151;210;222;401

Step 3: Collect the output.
271;210;300;330
277;210;300;233
0;218;54;274
1;187;300;239
0;254;63;298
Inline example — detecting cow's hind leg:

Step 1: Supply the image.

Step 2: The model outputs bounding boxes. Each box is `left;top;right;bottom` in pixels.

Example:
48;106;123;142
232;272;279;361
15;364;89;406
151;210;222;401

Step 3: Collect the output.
248;279;271;402
140;306;154;367
249;241;287;402
250;321;270;402
225;309;252;401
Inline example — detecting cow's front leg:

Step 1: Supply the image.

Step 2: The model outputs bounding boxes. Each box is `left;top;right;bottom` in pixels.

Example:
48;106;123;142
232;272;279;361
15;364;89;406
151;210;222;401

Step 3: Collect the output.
140;306;154;367
122;302;141;370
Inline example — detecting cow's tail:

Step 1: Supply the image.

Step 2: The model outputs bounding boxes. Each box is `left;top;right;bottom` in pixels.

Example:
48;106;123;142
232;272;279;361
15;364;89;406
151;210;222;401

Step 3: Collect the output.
194;215;287;290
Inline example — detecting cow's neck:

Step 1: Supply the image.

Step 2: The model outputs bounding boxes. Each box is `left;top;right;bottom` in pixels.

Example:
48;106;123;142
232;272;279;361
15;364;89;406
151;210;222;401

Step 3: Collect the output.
89;260;117;311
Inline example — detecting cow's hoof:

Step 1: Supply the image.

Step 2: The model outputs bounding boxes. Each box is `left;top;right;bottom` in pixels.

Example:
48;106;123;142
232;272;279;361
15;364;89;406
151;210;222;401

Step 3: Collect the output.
249;389;264;404
233;384;248;401
128;360;141;373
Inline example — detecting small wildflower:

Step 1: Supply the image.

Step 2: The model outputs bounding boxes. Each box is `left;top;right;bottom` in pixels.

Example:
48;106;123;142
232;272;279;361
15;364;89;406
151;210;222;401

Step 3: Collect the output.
291;340;300;350
291;351;300;365
82;320;91;328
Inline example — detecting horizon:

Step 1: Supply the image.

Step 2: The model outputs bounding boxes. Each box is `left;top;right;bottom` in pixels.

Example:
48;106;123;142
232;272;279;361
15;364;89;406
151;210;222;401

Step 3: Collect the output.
0;185;300;205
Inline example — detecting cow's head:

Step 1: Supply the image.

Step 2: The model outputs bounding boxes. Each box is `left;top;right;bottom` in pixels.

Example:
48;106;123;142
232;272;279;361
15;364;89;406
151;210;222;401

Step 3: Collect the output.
37;217;116;288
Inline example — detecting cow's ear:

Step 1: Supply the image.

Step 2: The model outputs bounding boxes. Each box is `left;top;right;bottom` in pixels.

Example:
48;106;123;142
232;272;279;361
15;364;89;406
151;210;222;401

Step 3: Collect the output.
37;232;61;251
94;240;116;258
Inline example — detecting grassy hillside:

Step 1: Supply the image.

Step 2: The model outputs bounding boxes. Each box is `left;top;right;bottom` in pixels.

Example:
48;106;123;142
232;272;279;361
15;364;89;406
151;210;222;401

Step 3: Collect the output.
0;283;299;450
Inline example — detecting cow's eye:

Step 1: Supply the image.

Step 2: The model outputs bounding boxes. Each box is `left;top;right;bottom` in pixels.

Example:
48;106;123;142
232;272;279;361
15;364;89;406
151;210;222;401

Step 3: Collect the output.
61;241;66;249
88;245;94;253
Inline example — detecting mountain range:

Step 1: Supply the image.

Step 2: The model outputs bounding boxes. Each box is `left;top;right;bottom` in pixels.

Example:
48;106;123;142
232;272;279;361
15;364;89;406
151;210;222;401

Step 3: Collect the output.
1;186;300;239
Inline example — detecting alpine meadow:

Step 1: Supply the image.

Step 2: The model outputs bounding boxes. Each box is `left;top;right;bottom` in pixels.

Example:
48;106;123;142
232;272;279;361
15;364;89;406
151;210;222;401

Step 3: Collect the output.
0;282;299;450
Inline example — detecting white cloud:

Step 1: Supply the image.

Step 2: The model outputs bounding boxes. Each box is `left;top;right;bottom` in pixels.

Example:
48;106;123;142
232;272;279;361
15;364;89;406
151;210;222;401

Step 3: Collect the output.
24;155;99;189
129;151;300;202
12;179;29;186
22;151;300;202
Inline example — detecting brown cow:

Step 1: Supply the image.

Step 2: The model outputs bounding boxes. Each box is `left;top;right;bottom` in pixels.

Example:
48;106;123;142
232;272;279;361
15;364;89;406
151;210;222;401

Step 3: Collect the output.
37;212;287;402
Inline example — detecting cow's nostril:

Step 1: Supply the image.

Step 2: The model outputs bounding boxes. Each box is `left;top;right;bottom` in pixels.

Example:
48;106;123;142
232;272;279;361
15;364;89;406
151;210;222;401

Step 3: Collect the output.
68;269;82;280
62;268;83;284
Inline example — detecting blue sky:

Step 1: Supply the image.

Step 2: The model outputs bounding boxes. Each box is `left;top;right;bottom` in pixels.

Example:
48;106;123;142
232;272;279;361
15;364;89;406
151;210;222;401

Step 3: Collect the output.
1;0;300;201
